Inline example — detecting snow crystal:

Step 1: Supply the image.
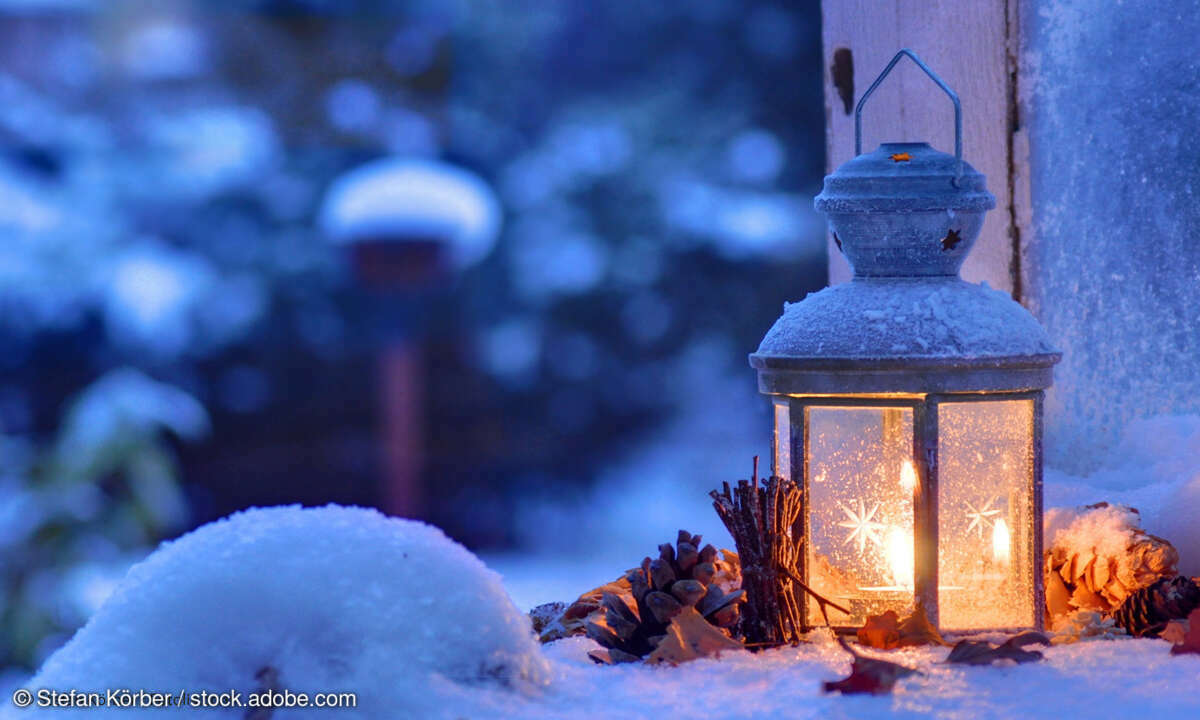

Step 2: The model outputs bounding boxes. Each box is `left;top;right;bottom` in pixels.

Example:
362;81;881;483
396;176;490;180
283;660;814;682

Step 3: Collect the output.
319;157;501;269
9;506;549;719
756;278;1057;360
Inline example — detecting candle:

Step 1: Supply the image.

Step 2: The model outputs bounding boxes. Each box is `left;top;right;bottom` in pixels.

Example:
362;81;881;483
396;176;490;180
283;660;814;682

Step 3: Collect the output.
899;459;917;494
992;517;1011;566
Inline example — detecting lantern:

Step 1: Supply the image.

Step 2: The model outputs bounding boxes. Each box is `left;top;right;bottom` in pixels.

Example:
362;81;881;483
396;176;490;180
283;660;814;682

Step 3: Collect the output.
749;50;1061;634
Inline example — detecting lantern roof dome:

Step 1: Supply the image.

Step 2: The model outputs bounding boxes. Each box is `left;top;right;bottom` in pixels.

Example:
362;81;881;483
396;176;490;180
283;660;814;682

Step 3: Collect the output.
750;278;1061;394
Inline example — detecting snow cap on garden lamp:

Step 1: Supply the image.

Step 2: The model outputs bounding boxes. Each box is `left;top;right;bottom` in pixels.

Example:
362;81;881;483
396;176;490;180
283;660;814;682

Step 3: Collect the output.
749;50;1060;634
321;157;501;289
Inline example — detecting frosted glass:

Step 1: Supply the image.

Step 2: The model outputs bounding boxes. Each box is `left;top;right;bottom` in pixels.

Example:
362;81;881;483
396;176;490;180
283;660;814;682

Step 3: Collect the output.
774;399;791;480
937;400;1035;630
805;406;914;627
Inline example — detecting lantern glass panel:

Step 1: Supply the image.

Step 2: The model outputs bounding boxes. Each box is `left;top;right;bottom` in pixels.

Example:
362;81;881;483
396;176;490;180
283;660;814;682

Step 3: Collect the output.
805;405;915;627
773;398;791;480
936;399;1036;630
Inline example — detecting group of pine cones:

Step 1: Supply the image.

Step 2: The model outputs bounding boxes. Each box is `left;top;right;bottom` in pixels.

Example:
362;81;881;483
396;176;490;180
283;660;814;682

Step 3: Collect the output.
1045;503;1198;638
585;530;746;664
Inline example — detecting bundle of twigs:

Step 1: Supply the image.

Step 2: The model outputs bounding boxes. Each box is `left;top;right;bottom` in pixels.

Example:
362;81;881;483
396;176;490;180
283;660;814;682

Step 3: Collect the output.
710;457;848;647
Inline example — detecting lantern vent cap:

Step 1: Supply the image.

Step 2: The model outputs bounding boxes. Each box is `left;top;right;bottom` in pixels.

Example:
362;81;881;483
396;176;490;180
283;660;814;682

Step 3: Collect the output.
814;142;995;213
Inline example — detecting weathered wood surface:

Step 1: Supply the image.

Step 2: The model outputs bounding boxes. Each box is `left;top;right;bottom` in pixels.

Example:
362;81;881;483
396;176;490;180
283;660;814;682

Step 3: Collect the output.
820;0;1024;296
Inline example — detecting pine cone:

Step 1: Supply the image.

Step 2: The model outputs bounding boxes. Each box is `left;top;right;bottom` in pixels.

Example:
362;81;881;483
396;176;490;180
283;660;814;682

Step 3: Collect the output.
586;530;746;664
1045;503;1178;623
1112;575;1200;638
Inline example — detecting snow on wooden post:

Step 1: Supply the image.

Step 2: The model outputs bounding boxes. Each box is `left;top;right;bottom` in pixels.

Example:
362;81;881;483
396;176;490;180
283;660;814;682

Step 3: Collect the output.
820;1;1020;294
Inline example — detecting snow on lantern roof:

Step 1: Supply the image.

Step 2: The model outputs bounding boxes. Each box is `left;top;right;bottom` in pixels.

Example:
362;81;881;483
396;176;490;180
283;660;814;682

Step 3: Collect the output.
755;278;1057;361
751;279;1061;395
319;157;501;270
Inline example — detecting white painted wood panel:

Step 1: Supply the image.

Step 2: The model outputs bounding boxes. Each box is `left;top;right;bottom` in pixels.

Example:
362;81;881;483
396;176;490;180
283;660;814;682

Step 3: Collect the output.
820;0;1016;293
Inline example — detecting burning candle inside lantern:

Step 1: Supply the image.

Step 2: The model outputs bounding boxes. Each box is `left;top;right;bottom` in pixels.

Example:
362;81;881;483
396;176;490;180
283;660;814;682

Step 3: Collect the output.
899;459;917;494
992;517;1011;566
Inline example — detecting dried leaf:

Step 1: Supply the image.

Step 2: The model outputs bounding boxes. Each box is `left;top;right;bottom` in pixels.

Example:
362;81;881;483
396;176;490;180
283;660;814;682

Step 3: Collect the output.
1161;620;1189;646
890;152;912;162
1069;583;1107;612
1169;608;1200;656
823;655;918;695
1045;569;1073;621
945;631;1050;666
856;610;900;649
645;607;744;665
897;604;946;647
856;605;945;649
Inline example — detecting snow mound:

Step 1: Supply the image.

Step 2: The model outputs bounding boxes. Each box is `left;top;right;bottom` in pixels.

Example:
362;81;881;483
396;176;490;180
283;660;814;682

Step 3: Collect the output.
11;505;549;718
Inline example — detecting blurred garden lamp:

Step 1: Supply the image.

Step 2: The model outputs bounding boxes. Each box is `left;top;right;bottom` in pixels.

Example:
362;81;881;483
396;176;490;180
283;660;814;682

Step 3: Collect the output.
321;157;500;518
749;51;1061;634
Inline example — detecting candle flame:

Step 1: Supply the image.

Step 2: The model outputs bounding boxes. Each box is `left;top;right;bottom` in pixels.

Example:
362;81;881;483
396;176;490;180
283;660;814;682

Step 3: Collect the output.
899;460;917;493
884;525;914;589
992;518;1011;565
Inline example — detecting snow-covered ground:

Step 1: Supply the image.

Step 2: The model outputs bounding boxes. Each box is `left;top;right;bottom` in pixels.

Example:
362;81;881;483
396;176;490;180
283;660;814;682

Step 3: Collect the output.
8;501;1199;720
452;635;1199;720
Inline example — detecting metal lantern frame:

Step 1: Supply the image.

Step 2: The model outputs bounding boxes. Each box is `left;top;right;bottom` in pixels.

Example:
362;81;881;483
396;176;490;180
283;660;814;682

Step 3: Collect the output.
750;50;1061;635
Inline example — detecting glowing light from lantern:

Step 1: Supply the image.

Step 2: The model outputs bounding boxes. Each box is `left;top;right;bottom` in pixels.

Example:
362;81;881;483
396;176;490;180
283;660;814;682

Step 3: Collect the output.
992;517;1011;566
884;525;914;589
899;459;917;494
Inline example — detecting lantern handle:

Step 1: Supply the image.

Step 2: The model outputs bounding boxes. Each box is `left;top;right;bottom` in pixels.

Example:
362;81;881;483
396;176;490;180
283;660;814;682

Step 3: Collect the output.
855;48;963;187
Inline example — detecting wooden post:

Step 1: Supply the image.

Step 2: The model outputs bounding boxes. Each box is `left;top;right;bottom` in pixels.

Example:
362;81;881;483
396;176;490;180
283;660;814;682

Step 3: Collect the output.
380;343;424;518
820;0;1024;296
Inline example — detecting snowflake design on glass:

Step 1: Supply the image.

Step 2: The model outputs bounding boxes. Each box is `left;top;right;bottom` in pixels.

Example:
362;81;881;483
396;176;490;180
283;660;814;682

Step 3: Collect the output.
836;499;885;555
964;496;1002;540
